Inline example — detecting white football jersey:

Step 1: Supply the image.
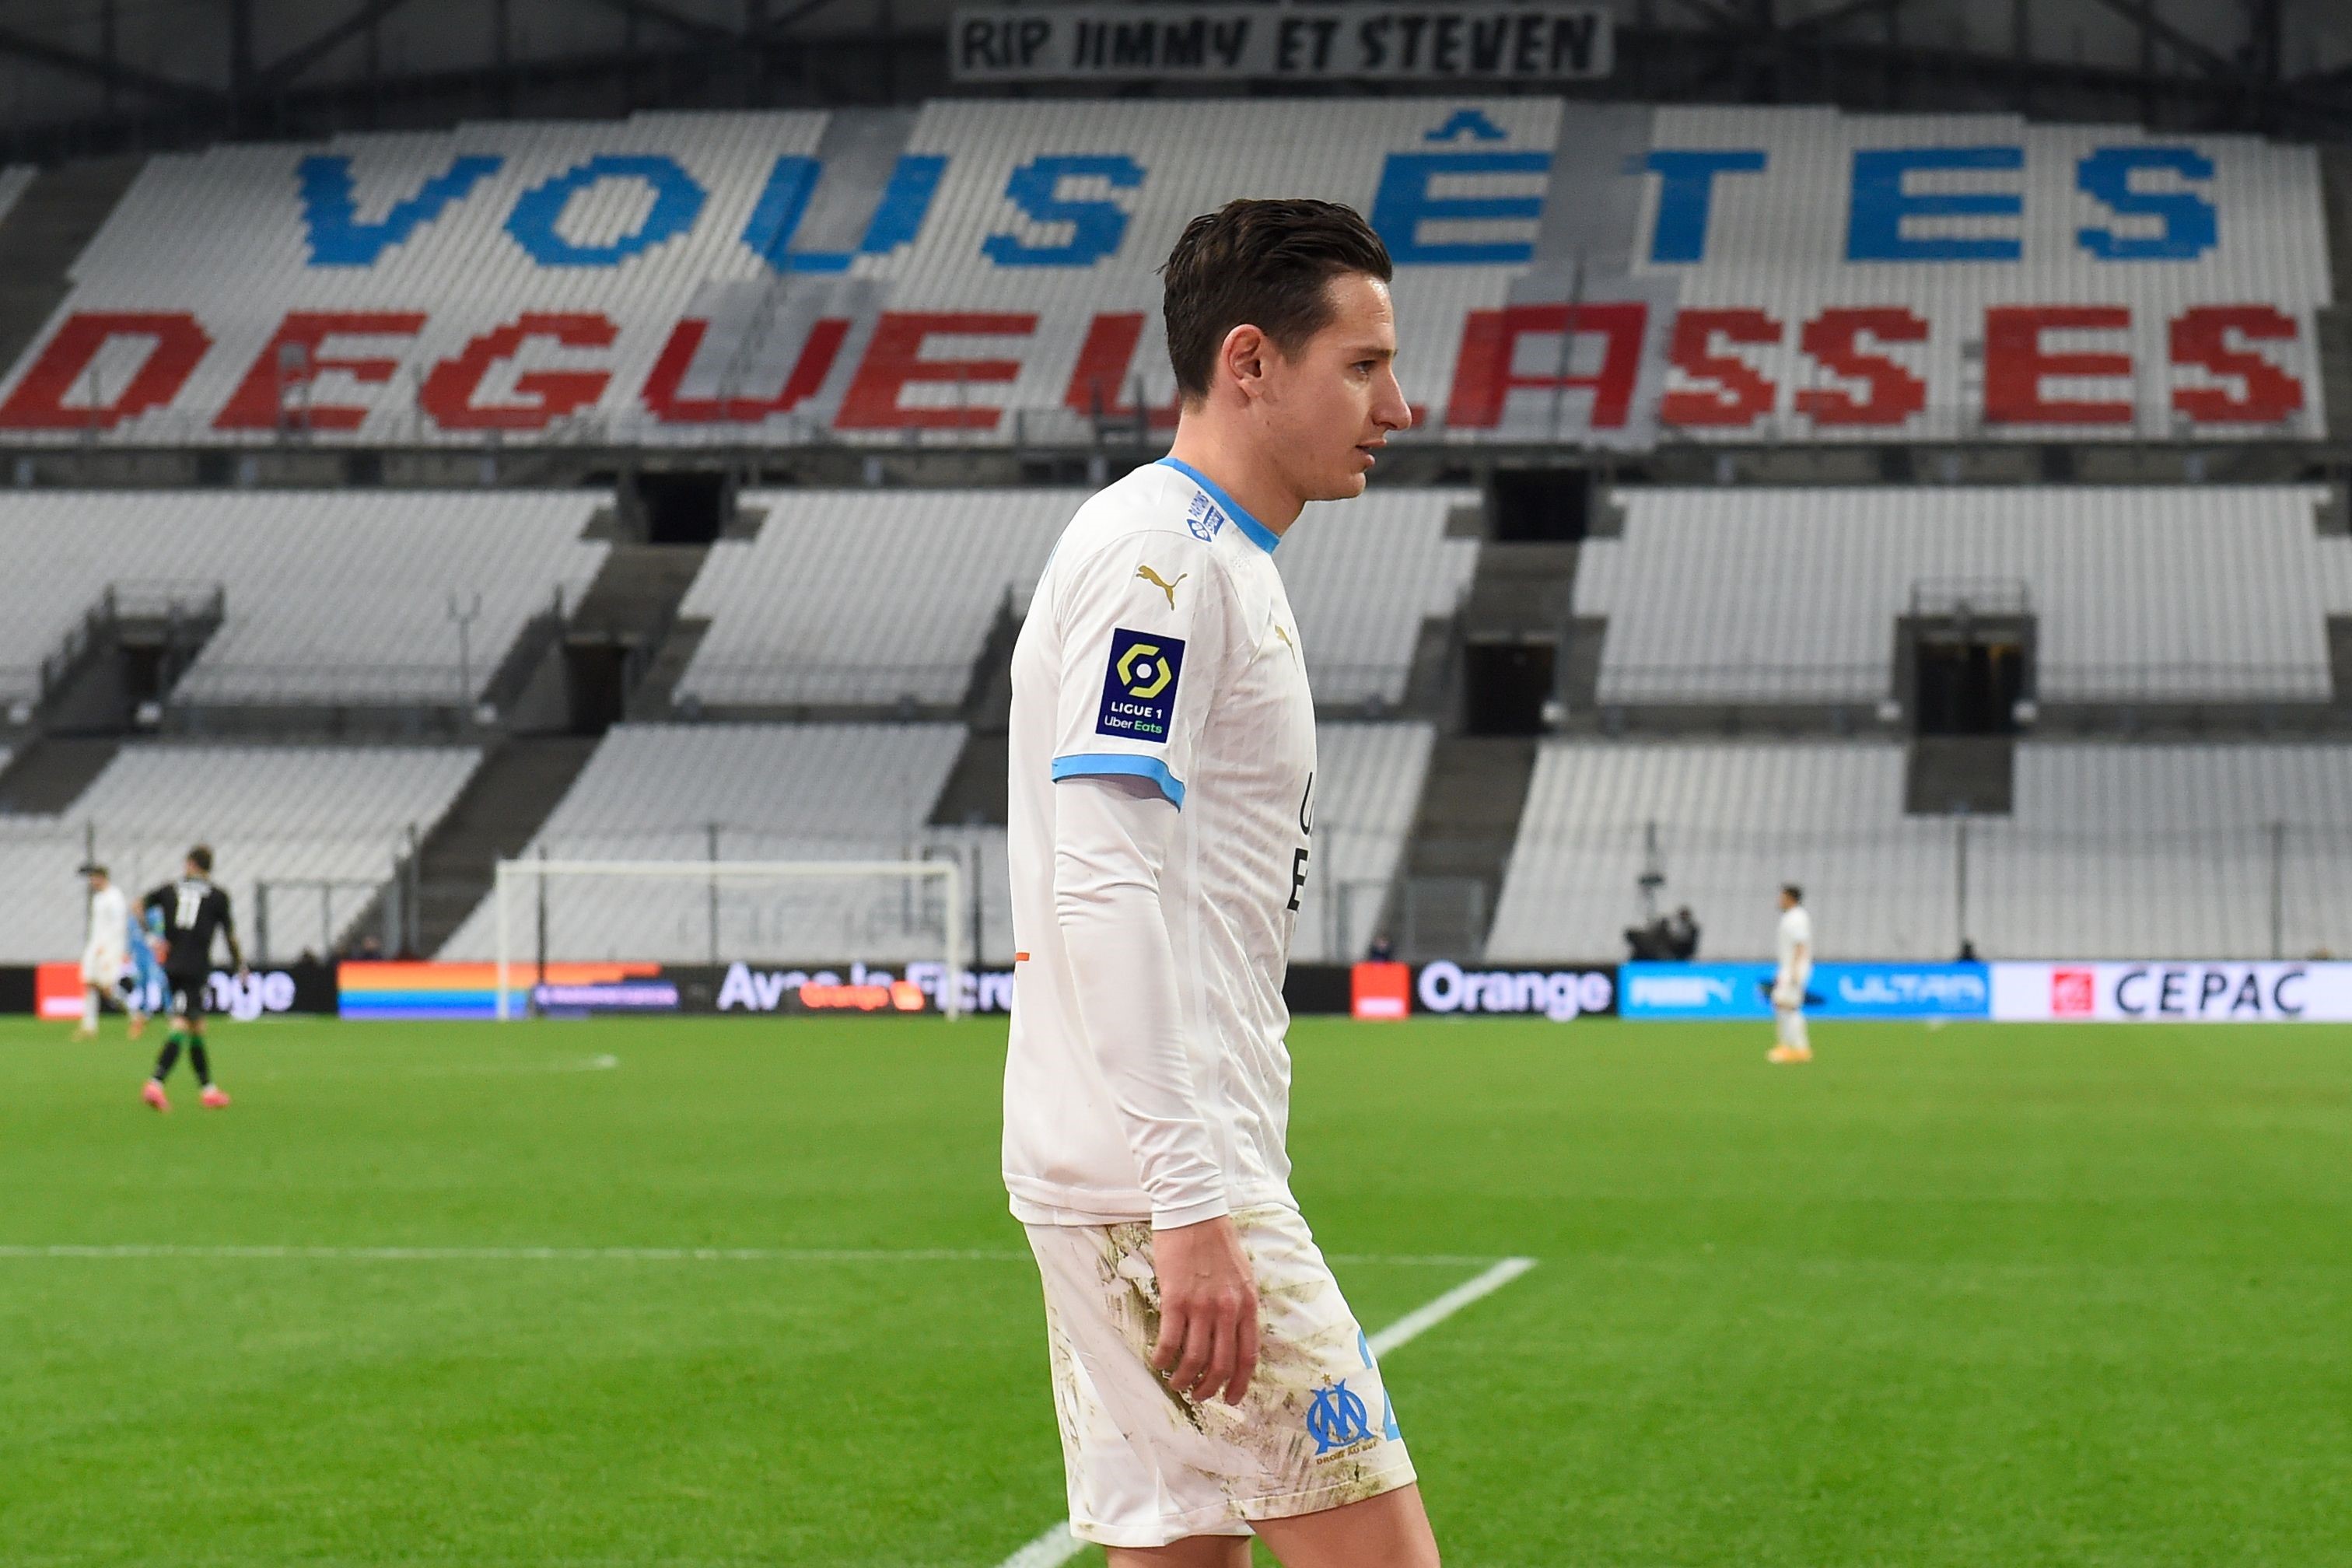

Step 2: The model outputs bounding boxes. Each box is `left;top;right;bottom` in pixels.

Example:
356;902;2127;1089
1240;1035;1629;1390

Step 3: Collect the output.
1003;457;1318;1227
84;885;128;962
1776;905;1814;983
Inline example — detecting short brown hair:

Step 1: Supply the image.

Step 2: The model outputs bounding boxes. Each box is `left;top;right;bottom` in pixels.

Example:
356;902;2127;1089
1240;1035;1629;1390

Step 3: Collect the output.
188;844;213;873
1161;199;1393;402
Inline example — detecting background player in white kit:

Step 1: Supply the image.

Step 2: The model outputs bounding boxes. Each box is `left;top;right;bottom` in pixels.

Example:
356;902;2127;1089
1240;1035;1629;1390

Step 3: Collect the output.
1002;199;1430;1565
1769;884;1814;1064
75;863;131;1040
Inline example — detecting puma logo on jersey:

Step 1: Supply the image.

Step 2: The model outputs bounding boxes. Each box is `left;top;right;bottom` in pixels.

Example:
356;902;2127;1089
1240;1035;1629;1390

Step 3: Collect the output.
1137;565;1187;608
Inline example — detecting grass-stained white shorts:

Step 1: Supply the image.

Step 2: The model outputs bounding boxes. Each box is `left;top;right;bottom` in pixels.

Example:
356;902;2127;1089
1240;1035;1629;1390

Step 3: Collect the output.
1024;1203;1416;1548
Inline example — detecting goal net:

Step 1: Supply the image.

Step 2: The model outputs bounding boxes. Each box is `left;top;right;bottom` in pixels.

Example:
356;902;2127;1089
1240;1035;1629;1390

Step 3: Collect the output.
490;857;967;1020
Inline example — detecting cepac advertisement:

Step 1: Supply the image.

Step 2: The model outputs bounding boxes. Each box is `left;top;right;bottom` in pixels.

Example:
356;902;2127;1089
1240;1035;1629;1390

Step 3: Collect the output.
1619;962;1990;1020
1990;961;2352;1022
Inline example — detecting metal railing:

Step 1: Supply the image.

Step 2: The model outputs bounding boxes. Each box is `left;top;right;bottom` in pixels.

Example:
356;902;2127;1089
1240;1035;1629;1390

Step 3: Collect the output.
1591;660;2340;708
0;821;422;964
1554;818;2352;962
170;663;499;707
254;876;404;964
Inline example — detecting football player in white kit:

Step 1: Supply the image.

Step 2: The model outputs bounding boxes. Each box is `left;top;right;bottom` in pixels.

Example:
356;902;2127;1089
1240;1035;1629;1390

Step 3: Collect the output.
74;863;129;1040
1003;199;1430;1565
1769;884;1814;1064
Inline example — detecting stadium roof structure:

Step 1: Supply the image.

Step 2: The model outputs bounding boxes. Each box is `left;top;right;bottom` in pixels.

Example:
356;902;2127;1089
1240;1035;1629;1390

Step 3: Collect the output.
0;0;2346;163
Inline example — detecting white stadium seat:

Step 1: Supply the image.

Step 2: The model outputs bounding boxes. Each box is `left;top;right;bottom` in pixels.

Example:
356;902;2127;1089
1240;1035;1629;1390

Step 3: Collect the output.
1489;739;2352;961
0;744;480;963
677;491;1074;708
436;718;1431;967
436;723;988;964
1293;723;1435;963
0;491;606;708
677;484;1475;710
1578;485;2347;704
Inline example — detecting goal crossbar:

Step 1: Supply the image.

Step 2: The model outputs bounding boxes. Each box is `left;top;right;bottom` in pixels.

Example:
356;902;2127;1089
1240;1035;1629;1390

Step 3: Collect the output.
492;857;965;1021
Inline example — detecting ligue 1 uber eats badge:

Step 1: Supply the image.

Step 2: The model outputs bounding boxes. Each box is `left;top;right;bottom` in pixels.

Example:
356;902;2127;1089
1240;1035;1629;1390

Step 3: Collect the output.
1097;628;1185;743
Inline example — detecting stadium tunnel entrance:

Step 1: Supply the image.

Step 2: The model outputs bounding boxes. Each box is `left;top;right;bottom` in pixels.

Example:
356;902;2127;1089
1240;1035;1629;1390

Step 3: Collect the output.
626;469;734;545
1464;641;1556;736
1902;580;2034;737
1487;466;1594;543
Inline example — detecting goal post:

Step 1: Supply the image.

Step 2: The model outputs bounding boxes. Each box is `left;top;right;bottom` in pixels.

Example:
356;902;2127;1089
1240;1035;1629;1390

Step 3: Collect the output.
492;857;966;1021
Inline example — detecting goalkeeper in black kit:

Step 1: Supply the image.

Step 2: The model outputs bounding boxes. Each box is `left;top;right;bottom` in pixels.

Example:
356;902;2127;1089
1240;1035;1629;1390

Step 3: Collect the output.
140;845;248;1112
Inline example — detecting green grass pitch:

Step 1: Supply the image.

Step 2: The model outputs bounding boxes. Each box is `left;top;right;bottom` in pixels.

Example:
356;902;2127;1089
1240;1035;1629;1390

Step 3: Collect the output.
2;1012;2348;1567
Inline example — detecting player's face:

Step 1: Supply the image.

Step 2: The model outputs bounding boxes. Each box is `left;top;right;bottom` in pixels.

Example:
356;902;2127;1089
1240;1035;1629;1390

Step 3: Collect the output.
1262;274;1410;502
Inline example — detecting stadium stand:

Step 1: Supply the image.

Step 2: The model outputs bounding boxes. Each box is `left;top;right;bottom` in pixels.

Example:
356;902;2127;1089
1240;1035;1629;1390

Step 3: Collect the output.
1577;485;2348;705
433;717;1432;967
1986;744;2352;958
677;486;1475;711
1641;107;2333;442
0;492;606;709
1276;492;1479;708
0;88;2341;973
1489;740;2352;961
436;723;984;964
0;103;2325;446
0;743;481;963
1297;723;1436;964
675;491;1073;709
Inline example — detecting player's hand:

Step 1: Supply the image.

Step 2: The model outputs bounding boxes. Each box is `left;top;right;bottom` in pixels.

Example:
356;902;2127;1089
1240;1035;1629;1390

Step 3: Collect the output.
1771;982;1798;1009
1149;1214;1260;1408
235;967;251;982
151;940;170;967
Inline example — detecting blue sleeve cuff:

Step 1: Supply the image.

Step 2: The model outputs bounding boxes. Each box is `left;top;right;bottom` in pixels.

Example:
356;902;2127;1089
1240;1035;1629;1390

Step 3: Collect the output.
1052;752;1185;808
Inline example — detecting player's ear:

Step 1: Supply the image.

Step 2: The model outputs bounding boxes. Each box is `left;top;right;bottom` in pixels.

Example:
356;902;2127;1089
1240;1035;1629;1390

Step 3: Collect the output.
1220;324;1268;402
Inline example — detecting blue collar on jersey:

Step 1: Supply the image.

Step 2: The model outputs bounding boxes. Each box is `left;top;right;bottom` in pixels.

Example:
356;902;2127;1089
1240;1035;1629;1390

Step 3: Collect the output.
1156;456;1282;555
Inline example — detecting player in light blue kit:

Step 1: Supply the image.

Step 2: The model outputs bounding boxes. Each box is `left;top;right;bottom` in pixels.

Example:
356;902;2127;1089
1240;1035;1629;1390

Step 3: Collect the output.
118;905;166;1041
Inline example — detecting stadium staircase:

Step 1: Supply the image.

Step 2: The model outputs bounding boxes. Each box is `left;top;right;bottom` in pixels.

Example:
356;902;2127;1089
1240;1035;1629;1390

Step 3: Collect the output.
0;737;120;814
926;598;1019;828
0;156;142;376
1386;737;1538;960
2321;148;2352;443
0;583;226;811
392;737;604;957
366;523;720;954
570;540;713;722
1904;738;2015;816
1381;537;1573;959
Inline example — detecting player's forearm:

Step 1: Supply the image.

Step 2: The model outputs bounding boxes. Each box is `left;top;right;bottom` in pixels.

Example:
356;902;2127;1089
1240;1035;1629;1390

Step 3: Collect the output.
1052;779;1229;1227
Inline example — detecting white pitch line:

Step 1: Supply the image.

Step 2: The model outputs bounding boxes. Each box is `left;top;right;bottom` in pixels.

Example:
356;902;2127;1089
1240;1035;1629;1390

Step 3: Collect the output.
996;1526;1088;1568
1368;1255;1538;1356
0;1244;1031;1264
0;1244;1513;1268
996;1255;1538;1568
